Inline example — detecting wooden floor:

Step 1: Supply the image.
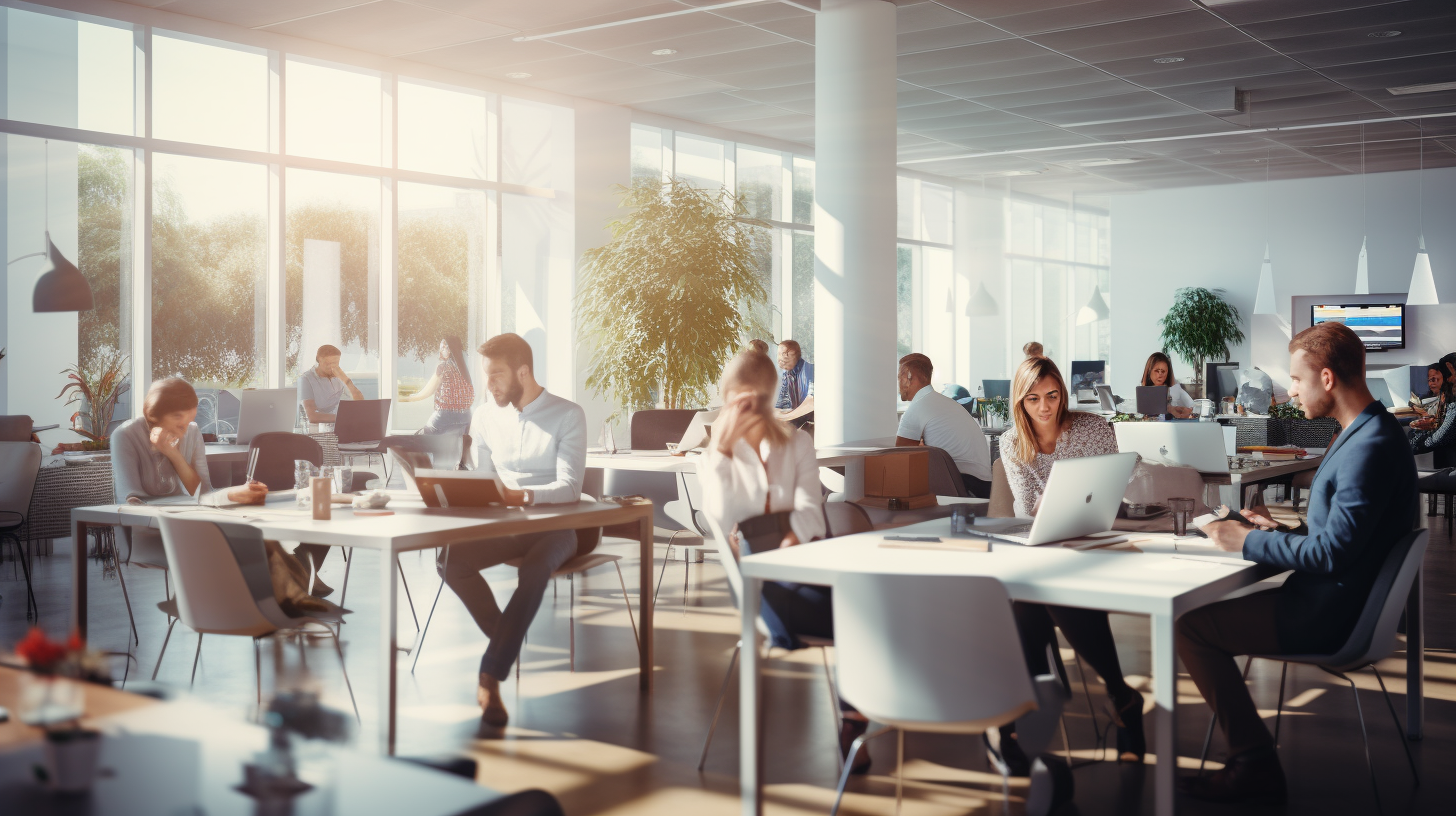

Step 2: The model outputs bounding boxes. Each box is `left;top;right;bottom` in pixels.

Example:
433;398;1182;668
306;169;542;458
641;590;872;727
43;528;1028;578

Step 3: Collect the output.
3;502;1454;816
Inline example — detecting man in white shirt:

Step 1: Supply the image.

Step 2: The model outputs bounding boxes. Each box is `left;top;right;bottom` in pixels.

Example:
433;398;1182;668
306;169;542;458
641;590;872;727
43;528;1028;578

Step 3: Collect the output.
440;333;588;727
297;344;363;424
894;353;993;498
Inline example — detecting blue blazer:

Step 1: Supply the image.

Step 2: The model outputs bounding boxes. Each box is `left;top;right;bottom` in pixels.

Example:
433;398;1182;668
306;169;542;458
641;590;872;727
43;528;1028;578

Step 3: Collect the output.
1244;402;1418;654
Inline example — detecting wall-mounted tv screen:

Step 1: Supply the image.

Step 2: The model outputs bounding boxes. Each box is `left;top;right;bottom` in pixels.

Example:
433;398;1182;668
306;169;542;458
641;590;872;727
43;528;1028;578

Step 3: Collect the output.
1311;303;1405;350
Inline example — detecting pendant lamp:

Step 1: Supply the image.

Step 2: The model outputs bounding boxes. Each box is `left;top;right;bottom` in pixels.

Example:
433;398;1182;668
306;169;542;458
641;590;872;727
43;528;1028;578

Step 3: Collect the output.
1354;238;1369;295
1407;124;1440;305
1354;127;1369;295
20;140;94;312
1075;288;1109;325
966;281;998;317
1254;245;1276;315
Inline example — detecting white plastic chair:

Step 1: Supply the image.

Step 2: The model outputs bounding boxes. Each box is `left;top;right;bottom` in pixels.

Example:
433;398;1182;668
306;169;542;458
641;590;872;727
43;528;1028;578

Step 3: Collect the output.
152;515;358;719
831;572;1067;816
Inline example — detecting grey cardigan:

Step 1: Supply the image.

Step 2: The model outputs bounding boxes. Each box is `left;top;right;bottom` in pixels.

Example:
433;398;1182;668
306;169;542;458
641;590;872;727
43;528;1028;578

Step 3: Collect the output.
111;417;214;503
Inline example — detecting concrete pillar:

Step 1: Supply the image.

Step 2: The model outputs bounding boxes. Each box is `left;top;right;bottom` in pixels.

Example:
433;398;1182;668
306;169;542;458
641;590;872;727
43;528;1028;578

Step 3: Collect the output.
813;0;898;444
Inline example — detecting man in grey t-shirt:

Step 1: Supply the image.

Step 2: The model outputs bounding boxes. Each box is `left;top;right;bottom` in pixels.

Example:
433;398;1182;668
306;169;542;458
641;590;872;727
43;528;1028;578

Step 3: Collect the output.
297;344;363;424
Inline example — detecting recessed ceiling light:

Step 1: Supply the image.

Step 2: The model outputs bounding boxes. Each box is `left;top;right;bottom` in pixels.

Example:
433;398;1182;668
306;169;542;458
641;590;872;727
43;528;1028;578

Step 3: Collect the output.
1074;158;1139;167
1153;56;1185;64
1388;80;1456;95
505;71;531;79
651;48;678;56
1368;30;1402;38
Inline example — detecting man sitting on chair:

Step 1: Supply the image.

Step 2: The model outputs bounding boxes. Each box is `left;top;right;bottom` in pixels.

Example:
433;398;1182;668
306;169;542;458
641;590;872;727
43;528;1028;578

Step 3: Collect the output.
894;353;992;498
775;339;815;428
1182;321;1417;804
440;332;588;727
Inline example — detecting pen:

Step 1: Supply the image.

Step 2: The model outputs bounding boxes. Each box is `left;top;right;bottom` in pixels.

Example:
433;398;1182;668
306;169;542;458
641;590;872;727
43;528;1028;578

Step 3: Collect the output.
245;447;260;485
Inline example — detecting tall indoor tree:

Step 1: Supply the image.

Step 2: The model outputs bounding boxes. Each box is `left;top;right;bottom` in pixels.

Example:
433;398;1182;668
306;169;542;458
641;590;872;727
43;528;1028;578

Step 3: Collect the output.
577;177;769;413
1158;286;1246;395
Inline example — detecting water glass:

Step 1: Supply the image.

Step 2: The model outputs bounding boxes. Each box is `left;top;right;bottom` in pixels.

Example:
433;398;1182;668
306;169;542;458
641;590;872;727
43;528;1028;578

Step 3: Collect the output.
1169;497;1196;536
950;503;976;536
293;460;316;490
333;466;353;494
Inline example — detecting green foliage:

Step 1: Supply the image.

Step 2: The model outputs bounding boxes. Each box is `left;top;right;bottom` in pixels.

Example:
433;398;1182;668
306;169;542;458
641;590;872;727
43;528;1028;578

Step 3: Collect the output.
1158;287;1245;387
983;395;1010;420
77;146;128;374
1268;400;1304;420
576;178;770;412
56;348;129;442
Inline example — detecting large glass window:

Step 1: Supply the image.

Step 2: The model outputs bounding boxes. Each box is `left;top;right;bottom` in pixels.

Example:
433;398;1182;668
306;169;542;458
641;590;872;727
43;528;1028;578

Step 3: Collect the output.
151;153;267;387
152;33;267;151
1003;198;1111;373
398;80;491;180
736;146;782;222
675;133;729;190
78;144;132;378
630;124;664;183
285;170;380;393
286;58;382;166
2;8;134;135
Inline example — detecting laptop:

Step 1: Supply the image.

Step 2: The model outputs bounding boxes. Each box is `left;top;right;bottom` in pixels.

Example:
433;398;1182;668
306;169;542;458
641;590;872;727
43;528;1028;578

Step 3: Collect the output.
334;399;391;450
233;388;298;445
1114;422;1230;474
414;469;506;508
1095;384;1118;413
1136;385;1170;417
984;452;1138;546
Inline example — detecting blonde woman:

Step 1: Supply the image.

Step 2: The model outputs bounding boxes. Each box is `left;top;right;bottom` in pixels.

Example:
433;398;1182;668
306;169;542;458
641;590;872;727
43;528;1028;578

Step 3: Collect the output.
997;356;1145;767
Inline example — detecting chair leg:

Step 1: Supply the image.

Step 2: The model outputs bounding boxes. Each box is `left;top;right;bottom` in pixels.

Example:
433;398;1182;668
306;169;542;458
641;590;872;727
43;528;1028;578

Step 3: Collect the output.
611;561;640;653
190;633;204;687
1273;662;1288;747
1371;664;1420;786
152;618;177;680
682;553;690;615
330;627;361;723
339;547;353;610
14;537;39;622
410;569;449;672
830;726;892;816
895;729;905;816
698;644;740;771
115;559;139;648
1325;667;1381;807
398;556;419;632
819;645;845;776
569;572;576;673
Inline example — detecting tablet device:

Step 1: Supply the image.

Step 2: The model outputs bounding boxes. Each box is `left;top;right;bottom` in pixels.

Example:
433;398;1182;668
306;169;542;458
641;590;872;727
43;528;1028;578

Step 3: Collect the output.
414;469;507;508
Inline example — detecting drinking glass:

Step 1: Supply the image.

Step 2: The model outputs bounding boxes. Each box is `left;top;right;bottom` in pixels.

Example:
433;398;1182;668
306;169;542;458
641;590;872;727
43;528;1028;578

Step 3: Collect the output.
950;503;976;536
1169;497;1195;536
333;466;353;494
294;460;316;490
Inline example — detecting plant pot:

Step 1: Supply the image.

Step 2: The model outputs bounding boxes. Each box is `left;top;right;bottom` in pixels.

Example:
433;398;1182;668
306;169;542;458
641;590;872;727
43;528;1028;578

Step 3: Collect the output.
43;728;102;793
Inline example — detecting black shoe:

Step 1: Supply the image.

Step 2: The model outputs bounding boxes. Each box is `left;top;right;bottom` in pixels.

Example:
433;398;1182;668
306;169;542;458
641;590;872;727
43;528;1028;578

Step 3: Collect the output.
988;729;1032;777
839;719;872;775
1114;689;1146;764
1178;747;1286;805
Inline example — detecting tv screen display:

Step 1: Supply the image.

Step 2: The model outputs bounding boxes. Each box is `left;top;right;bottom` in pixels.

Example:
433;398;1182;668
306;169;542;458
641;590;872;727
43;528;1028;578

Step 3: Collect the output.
1311;303;1405;350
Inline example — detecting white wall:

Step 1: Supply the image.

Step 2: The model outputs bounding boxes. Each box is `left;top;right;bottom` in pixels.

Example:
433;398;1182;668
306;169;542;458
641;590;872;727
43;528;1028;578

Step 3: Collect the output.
1109;167;1456;397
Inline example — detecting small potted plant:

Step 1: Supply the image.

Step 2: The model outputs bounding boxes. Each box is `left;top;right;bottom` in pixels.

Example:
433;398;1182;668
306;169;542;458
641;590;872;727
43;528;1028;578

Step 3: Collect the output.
982;396;1011;429
15;628;110;793
54;349;129;455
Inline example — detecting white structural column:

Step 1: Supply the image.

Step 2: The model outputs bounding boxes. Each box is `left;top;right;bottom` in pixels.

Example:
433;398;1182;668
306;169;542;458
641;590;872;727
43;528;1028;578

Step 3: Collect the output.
813;0;899;444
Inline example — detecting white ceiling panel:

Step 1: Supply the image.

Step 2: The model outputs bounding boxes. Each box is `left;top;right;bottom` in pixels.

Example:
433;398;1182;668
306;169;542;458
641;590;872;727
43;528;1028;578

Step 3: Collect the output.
260;1;513;57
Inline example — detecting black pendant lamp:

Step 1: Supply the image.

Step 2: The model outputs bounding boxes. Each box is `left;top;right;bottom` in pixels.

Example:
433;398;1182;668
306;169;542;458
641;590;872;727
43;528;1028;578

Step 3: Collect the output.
28;139;94;312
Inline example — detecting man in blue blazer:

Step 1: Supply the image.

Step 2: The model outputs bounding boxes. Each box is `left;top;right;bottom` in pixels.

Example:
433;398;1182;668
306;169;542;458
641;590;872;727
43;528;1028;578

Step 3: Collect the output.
1178;321;1418;804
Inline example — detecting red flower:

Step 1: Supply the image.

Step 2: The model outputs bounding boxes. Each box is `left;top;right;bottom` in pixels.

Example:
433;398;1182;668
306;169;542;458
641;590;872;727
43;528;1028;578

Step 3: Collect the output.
15;628;68;672
66;631;86;653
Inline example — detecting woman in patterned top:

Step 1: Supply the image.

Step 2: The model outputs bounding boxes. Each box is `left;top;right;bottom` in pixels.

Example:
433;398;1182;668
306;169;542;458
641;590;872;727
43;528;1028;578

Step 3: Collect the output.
996;356;1146;768
400;336;476;435
1410;361;1456;454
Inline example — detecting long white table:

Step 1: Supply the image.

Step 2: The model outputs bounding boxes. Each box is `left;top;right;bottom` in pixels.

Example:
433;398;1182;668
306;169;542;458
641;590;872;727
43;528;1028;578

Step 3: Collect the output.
735;516;1426;816
71;492;655;755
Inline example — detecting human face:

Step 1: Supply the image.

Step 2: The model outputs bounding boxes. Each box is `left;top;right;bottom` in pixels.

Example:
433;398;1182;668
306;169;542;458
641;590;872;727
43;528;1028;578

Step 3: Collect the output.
777;345;799;371
439;340;451;360
154;408;197;437
482;356;525;408
1429;368;1444;396
318;354;342;376
1287;349;1333;419
897;366;920;402
1149;361;1169;387
1021;376;1062;428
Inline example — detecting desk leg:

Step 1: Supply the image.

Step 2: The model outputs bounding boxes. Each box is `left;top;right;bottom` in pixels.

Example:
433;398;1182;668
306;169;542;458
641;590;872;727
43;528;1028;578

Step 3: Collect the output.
639;510;654;691
740;576;763;816
1152;612;1177;816
379;547;399;755
843;458;865;501
1406;568;1424;740
72;519;89;639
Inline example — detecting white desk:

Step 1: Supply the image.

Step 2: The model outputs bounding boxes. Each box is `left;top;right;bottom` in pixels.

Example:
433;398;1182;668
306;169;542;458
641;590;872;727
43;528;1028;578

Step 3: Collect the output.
736;517;1321;816
71;492;655;756
587;439;897;500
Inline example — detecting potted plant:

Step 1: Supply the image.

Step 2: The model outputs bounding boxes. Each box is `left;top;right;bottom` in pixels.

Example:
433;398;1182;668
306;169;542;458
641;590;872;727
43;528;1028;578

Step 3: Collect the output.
55;348;129;451
576;178;770;416
1157;287;1245;399
15;628;110;793
982;396;1010;429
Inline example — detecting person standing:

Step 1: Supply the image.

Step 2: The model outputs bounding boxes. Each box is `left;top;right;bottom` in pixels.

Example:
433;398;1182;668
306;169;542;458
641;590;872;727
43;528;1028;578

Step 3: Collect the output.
399;336;476;435
894;353;992;497
774;339;815;426
1140;351;1195;418
1182;321;1417;804
297;344;364;426
441;333;588;727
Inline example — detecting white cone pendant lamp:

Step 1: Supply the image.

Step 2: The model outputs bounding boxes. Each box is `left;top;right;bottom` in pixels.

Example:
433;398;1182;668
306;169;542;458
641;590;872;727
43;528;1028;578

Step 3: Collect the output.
1408;234;1438;306
1353;238;1369;295
1254;245;1276;315
966;282;998;317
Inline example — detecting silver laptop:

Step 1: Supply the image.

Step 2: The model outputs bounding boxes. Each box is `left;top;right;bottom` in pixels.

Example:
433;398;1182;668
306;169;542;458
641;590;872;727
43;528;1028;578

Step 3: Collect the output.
234;388;298;445
1114;421;1231;474
1095;384;1117;412
985;452;1138;546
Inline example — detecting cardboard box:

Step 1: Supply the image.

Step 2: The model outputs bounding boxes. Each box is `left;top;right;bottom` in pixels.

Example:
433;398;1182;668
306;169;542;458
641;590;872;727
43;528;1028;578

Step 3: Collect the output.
863;449;930;498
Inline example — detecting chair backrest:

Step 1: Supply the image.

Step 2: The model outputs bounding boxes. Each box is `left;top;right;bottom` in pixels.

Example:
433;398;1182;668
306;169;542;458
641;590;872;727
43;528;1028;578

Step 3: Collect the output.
0;415;33;442
1323;527;1429;670
629;409;698;451
383;434;463;470
988;458;1014;518
924;446;969;498
833;572;1038;730
249;432;324;491
460;434;473;470
0;442;43;517
157;515;280;637
822;501;873;539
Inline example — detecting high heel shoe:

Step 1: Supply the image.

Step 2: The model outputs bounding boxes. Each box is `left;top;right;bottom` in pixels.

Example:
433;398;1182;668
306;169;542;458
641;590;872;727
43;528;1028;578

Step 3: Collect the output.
1114;690;1146;763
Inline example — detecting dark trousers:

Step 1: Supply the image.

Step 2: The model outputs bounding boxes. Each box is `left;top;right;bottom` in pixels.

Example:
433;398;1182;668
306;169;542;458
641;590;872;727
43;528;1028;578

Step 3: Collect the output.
760;581;858;714
961;473;992;499
1176;590;1283;756
1011;602;1132;700
294;543;330;575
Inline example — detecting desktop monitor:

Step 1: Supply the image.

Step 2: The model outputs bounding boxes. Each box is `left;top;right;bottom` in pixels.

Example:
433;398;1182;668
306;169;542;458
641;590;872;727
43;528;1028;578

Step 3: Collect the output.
982;379;1011;400
1069;361;1106;402
1203;362;1240;404
1311;303;1406;350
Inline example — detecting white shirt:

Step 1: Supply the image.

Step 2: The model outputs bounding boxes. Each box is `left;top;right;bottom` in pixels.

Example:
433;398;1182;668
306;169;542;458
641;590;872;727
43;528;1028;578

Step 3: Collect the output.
895;386;992;481
469;389;586;505
698;429;825;547
297;365;347;415
1168;383;1195;410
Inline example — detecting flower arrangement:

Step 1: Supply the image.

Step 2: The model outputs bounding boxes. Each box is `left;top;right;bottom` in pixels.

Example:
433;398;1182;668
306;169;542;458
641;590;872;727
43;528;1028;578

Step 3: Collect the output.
56;348;129;448
15;628;110;683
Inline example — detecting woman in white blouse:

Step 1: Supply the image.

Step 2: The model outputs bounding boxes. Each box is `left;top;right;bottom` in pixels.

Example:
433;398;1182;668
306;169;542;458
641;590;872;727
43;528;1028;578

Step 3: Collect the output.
1141;351;1194;418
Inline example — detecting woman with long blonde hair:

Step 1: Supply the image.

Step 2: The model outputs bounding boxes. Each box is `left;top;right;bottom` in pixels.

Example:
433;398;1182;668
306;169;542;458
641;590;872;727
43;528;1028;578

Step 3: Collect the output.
996;356;1145;768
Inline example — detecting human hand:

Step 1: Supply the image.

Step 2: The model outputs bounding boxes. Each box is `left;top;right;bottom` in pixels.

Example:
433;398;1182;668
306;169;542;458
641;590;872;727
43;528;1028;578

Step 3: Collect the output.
1169;406;1193;419
500;487;528;506
1238;504;1279;531
1204;519;1249;553
714;393;757;454
779;531;801;549
1412;417;1436;431
228;480;268;505
149;425;182;458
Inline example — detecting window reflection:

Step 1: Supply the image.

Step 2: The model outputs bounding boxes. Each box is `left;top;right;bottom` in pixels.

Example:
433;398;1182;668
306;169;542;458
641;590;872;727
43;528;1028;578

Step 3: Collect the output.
2;8;134;135
287;58;382;166
398;80;490;179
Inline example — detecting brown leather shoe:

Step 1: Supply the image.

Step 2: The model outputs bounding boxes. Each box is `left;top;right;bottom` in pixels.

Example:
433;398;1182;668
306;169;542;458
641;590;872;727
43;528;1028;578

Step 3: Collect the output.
477;673;509;727
1178;748;1286;805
